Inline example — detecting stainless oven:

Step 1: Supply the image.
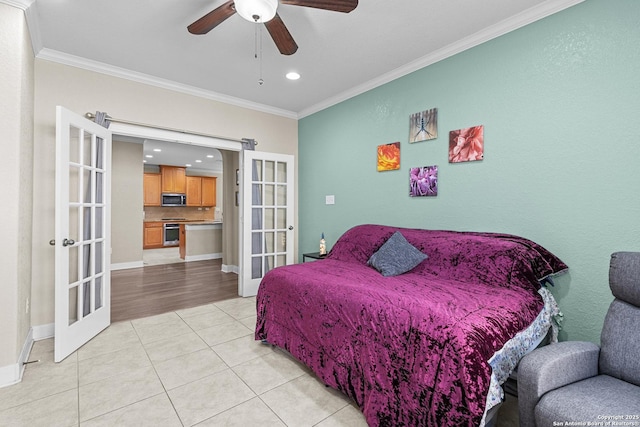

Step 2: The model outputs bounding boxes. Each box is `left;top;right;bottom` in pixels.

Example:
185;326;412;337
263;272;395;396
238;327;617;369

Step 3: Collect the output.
163;223;180;246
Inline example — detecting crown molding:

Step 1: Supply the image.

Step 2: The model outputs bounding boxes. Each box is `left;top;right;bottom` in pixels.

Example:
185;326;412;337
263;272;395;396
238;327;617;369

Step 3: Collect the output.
36;48;299;120
298;0;585;118
0;0;33;10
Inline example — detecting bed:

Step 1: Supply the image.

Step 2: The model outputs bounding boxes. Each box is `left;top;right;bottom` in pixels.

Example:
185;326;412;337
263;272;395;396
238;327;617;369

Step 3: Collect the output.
255;224;567;426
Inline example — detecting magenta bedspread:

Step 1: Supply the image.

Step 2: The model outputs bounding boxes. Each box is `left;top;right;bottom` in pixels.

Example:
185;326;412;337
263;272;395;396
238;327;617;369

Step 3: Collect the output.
255;225;567;426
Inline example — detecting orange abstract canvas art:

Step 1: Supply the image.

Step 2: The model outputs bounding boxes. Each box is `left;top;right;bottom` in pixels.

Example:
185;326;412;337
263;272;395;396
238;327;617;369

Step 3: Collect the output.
377;142;400;171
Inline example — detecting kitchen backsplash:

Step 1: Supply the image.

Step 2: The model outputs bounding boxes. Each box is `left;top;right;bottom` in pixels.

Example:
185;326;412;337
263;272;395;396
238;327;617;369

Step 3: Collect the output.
144;206;218;221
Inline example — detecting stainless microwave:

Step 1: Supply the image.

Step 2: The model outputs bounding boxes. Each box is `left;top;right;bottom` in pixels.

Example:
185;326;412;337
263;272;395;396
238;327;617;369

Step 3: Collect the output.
161;193;186;207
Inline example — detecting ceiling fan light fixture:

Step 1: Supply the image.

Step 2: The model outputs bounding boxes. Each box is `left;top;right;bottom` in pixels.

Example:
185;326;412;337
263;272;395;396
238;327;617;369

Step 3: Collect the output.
235;0;277;23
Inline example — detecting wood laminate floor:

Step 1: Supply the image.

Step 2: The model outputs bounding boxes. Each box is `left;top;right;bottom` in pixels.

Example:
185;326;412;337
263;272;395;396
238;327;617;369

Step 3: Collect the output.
110;259;238;322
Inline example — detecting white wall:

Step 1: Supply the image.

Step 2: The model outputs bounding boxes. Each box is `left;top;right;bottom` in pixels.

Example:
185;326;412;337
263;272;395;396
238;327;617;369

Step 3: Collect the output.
31;59;298;327
111;140;144;265
0;3;34;374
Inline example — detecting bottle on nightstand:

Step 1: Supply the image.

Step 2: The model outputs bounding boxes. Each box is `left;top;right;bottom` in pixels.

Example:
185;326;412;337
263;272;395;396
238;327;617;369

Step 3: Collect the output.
319;233;326;255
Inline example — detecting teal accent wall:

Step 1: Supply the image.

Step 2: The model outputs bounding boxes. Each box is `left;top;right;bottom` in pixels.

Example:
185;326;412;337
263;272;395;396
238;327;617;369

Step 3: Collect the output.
298;0;640;343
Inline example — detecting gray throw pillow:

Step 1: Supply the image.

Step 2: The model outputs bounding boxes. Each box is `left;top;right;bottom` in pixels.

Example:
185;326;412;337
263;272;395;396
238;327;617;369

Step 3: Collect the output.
368;231;428;277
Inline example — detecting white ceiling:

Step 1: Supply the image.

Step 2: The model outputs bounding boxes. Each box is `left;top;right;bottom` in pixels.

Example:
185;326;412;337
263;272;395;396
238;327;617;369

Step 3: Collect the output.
114;135;224;172
27;0;583;119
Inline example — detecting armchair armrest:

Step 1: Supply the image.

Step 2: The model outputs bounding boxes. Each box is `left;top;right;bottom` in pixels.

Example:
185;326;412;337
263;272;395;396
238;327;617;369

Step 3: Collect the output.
517;341;600;427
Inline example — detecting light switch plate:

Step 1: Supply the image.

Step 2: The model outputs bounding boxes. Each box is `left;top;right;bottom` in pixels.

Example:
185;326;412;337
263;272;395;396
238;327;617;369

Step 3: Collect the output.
325;195;335;205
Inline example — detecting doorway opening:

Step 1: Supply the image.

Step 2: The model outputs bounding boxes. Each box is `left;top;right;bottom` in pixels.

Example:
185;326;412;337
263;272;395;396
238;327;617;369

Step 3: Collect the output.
108;122;243;321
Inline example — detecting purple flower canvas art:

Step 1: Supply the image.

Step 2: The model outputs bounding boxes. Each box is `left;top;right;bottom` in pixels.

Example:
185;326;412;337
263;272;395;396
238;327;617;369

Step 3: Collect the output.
410;165;438;197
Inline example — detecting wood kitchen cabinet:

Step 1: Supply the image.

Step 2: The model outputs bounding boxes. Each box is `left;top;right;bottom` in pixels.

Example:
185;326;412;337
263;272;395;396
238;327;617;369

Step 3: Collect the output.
143;173;161;206
201;177;216;207
160;166;186;194
143;222;164;249
185;176;217;207
186;176;202;207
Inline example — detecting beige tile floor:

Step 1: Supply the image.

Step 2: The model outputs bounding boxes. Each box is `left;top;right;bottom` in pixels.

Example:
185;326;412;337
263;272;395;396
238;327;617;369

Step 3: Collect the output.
0;296;519;426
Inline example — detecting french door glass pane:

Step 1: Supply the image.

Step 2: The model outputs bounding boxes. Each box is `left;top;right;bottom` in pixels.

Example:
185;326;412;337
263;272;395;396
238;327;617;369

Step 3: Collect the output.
96;172;104;203
95;276;103;310
82;130;92;166
95;242;103;274
277;208;286;229
277;231;286;252
252;232;262;254
265;208;275;229
253;159;262;181
265;232;275;253
277;185;286;205
252;257;262;279
277;162;287;183
252;208;263;230
265;184;275;205
69;285;78;325
265;161;275;182
69;167;79;204
252;184;262;205
95;207;103;239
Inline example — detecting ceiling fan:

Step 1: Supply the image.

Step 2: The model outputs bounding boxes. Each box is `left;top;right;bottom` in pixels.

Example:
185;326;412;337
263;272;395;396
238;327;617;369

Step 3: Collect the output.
188;0;358;55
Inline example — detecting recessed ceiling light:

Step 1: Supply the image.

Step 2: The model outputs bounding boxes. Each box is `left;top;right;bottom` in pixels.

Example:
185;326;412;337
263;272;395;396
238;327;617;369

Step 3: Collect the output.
286;72;300;80
143;160;147;163
185;164;192;167
206;155;214;158
145;155;153;158
153;148;161;152
195;160;202;163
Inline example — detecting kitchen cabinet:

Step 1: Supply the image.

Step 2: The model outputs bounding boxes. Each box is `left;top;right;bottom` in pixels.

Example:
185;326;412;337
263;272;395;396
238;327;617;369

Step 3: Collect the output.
201;177;216;207
160;166;186;194
143;173;161;206
143;222;164;249
186;176;202;207
186;176;217;207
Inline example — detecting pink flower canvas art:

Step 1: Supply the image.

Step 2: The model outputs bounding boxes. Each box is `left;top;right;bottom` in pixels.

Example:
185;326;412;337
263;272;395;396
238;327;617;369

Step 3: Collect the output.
449;125;484;163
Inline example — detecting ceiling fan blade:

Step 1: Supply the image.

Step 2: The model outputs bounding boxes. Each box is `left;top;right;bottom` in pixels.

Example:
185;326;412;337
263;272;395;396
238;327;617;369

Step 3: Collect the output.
264;14;298;56
188;0;236;34
280;0;358;13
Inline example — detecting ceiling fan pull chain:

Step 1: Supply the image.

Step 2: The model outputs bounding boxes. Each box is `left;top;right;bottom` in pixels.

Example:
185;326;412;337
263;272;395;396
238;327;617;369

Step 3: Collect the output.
258;25;264;86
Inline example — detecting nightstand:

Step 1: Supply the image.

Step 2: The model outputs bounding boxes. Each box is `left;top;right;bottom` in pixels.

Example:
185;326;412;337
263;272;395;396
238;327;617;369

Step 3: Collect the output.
302;252;327;262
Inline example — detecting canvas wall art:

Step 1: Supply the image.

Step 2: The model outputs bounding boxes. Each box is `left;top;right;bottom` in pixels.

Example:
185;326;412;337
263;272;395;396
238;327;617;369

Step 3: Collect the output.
377;142;400;171
409;108;438;143
410;165;438;197
449;125;484;163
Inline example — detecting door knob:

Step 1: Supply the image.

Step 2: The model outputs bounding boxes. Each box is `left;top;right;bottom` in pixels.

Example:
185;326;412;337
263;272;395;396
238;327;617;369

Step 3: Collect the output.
62;238;75;247
288;226;294;230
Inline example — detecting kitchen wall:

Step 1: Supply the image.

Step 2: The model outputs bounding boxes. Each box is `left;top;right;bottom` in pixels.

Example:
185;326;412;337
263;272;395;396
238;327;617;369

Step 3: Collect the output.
32;59;298;328
297;0;640;344
111;140;143;266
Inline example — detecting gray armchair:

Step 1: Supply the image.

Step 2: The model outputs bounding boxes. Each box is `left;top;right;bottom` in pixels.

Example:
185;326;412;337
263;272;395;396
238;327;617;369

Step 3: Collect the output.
518;251;640;427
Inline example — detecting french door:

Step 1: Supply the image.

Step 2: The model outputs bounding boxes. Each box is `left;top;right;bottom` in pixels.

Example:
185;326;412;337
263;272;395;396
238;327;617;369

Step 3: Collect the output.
241;151;295;296
54;106;112;362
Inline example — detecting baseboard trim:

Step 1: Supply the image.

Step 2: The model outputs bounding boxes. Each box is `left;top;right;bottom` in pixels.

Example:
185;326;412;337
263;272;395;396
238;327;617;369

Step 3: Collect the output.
111;261;144;271
0;327;33;389
185;253;222;262
32;323;54;341
221;264;239;274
